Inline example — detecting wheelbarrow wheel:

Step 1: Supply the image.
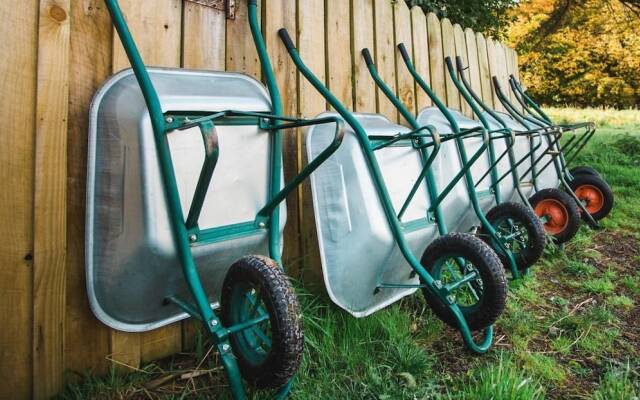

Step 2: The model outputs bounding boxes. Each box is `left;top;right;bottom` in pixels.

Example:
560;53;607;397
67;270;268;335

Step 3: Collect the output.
570;166;601;178
420;233;507;331
568;174;614;221
529;188;580;244
221;255;303;390
480;202;546;270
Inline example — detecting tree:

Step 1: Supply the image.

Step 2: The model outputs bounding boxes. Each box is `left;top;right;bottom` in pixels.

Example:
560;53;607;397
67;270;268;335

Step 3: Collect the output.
509;0;640;108
406;0;518;39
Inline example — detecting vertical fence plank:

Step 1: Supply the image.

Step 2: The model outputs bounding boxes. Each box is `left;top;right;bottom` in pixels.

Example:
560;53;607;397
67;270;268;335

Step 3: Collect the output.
373;0;397;121
226;0;261;78
297;0;326;283
33;0;71;397
440;18;460;110
453;23;471;117
426;13;445;103
410;7;431;110
327;1;353;108
65;0;112;377
506;47;522;112
463;28;482;117
264;0;299;270
394;0;415;122
495;41;511;112
485;38;504;112
0;1;38;398
475;32;494;109
183;2;226;69
352;0;376;112
110;0;183;367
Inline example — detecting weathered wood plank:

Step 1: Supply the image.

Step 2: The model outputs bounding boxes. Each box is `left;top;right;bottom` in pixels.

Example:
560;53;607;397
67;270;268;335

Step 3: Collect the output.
33;0;71;397
485;37;504;112
264;0;300;271
327;0;353;108
475;32;494;109
453;23;471;117
495;41;511;112
426;13;446;103
373;0;397;121
64;0;112;378
0;1;39;398
183;1;226;70
226;0;261;78
352;0;376;112
394;0;416;122
440;18;460;111
464;27;483;118
410;7;432;110
297;0;325;284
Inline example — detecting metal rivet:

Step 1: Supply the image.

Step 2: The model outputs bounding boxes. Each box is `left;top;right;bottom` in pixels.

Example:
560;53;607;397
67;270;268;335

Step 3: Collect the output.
189;234;197;242
222;344;230;352
165;117;174;123
258;222;266;228
210;320;218;327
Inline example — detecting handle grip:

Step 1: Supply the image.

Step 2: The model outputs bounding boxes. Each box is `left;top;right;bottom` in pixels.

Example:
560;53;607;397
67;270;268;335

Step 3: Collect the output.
397;43;411;63
492;76;501;90
361;48;374;66
248;0;257;5
444;56;454;71
455;56;465;72
278;28;295;51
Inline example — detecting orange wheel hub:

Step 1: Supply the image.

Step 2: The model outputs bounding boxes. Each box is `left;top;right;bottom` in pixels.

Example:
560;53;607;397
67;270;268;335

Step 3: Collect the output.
534;199;569;235
575;184;604;214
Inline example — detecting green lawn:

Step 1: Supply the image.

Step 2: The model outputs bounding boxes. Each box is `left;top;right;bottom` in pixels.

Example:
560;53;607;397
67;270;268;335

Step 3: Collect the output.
62;108;640;400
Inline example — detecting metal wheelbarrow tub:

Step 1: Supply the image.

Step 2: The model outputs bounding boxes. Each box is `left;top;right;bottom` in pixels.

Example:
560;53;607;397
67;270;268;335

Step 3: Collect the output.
416;107;515;224
86;67;286;332
307;112;439;317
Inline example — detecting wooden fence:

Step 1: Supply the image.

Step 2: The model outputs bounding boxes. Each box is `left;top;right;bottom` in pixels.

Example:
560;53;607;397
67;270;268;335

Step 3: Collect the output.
0;0;521;397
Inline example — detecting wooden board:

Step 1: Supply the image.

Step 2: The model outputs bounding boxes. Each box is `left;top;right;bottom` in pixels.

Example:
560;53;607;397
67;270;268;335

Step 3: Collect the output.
394;0;416;123
410;7;431;110
373;0;397;121
426;13;446;104
352;0;376;112
64;0;112;378
183;1;226;70
111;0;184;368
264;0;300;271
453;24;472;117
440;18;460;111
297;0;326;285
33;0;71;397
475;32;494;109
485;37;504;112
225;0;261;78
0;1;39;398
464;28;483;116
327;1;353;108
495;41;511;112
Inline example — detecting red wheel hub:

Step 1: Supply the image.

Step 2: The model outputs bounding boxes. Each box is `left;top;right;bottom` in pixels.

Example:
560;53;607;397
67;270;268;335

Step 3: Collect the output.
534;198;569;235
575;184;604;214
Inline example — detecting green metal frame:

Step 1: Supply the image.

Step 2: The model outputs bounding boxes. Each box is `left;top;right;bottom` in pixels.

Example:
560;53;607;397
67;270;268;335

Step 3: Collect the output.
103;0;346;398
392;43;527;278
278;28;495;353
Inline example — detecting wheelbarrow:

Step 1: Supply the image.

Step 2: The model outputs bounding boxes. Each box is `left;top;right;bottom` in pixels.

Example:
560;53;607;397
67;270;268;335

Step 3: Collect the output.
506;77;614;225
490;77;614;229
88;1;346;398
390;45;546;279
278;29;508;354
447;56;582;244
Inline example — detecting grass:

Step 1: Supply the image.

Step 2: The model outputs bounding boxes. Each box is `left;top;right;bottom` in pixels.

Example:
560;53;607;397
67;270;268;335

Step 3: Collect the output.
61;108;640;399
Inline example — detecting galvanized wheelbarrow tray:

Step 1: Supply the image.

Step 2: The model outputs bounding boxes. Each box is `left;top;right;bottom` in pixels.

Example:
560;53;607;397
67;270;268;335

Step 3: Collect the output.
88;1;345;398
383;45;546;279
279;29;509;354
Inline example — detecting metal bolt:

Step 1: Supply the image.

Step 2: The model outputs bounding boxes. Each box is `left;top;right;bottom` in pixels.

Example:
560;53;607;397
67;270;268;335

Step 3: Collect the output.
222;344;230;352
210;320;218;327
434;280;443;289
258;222;266;228
447;295;456;304
165;117;174;124
189;234;197;242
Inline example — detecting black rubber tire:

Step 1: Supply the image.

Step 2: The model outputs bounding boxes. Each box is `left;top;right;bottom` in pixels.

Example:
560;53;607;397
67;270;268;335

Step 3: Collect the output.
529;188;581;244
569;166;601;178
480;202;546;270
568;174;614;221
221;255;303;389
420;232;507;331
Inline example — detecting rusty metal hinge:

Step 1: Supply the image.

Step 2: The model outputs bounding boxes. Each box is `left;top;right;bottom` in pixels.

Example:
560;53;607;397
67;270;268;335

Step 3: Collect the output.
184;0;236;19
